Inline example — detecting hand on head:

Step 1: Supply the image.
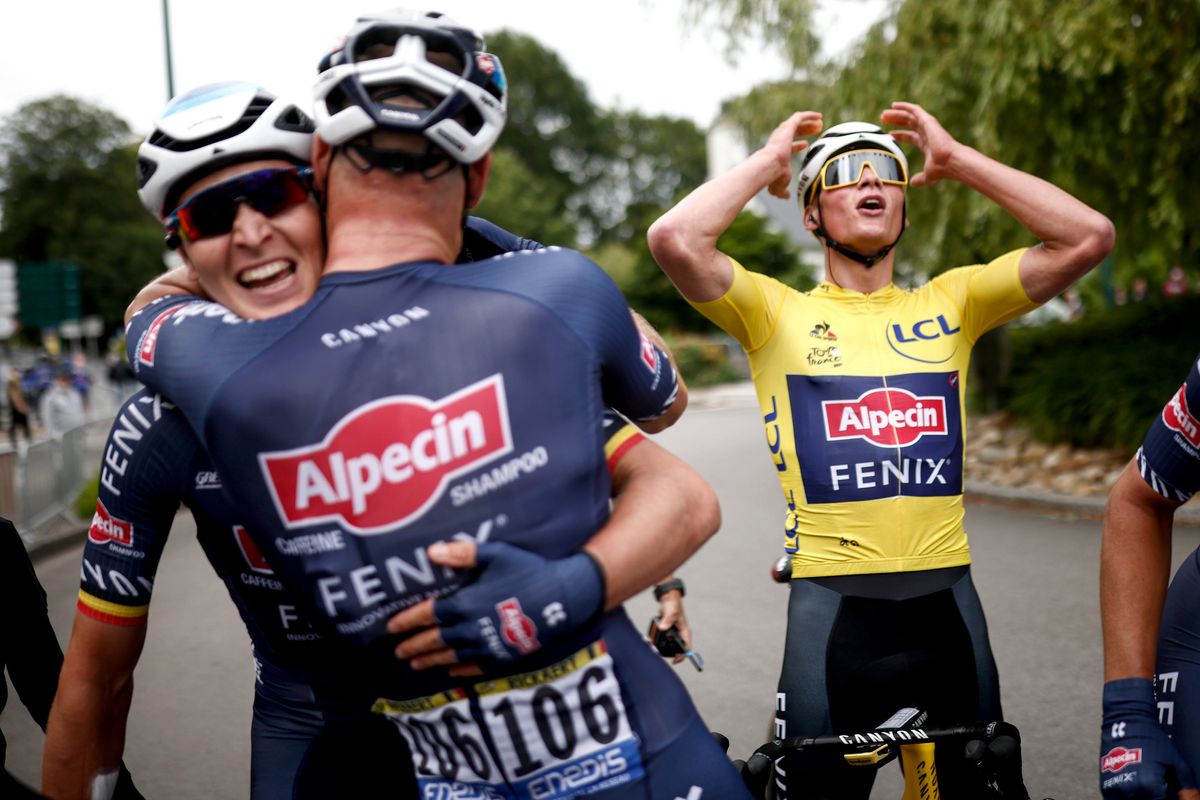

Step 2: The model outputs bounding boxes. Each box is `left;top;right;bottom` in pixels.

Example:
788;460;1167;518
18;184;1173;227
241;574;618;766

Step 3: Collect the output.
765;111;824;199
880;101;960;188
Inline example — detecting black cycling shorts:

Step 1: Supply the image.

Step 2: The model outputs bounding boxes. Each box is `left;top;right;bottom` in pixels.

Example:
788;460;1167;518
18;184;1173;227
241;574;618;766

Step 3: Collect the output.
773;565;1002;799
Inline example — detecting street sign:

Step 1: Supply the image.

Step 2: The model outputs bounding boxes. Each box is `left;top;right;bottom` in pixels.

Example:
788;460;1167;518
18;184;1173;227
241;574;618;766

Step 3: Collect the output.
17;261;81;329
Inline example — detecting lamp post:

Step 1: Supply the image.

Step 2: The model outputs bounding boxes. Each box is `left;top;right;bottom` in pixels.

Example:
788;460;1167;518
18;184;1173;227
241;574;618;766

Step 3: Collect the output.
162;0;175;100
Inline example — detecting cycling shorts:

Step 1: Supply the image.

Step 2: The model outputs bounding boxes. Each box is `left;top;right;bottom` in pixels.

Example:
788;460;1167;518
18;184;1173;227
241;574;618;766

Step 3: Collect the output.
773;566;1001;799
252;656;388;799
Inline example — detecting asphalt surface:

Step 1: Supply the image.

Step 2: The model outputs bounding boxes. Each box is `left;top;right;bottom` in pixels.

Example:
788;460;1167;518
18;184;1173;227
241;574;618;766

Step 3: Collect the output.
8;392;1200;799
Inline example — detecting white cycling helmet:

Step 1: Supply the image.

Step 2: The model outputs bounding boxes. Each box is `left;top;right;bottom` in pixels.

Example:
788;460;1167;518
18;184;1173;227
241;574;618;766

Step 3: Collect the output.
313;9;506;168
795;121;908;208
137;82;315;219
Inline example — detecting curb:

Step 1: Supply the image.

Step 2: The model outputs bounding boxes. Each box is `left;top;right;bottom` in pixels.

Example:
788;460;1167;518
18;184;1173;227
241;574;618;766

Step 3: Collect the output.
24;514;91;562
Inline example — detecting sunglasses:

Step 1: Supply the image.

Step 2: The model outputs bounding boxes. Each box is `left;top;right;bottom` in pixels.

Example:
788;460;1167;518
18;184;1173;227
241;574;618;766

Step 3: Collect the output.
165;166;314;248
817;149;908;194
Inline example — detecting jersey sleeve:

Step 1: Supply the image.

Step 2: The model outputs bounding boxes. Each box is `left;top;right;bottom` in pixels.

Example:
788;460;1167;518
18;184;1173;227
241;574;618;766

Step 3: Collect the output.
686;257;788;351
462;217;545;260
1136;355;1200;502
601;410;645;474
457;248;681;423
77;391;190;626
934;248;1038;342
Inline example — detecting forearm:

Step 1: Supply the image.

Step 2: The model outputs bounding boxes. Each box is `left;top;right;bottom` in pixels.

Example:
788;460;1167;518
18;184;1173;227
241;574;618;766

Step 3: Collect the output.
1100;465;1178;681
584;452;720;610
942;145;1114;301
123;266;205;324
43;674;133;799
648;149;779;302
43;614;144;799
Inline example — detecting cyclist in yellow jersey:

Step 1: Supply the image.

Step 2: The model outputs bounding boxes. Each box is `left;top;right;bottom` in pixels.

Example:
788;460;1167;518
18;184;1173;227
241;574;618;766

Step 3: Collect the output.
648;103;1114;799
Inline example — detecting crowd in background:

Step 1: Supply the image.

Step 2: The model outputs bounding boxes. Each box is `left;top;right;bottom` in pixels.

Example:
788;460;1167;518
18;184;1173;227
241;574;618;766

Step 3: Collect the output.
2;353;92;449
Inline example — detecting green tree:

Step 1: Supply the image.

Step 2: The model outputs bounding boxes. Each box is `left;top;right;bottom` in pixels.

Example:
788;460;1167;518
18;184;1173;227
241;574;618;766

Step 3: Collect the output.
622;208;805;332
702;1;1200;291
484;30;708;246
474;146;578;247
591;111;708;244
0;96;165;331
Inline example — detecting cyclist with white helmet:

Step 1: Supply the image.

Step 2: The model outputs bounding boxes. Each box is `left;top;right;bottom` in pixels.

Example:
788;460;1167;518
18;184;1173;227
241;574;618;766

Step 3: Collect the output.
648;105;1114;797
119;10;742;800
45;74;708;800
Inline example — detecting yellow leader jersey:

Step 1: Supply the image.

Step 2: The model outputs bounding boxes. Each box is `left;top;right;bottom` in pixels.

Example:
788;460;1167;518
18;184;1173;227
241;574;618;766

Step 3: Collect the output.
690;249;1037;578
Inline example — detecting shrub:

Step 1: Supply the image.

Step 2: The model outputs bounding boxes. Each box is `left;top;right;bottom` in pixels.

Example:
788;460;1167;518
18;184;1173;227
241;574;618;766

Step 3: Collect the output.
998;295;1199;451
74;470;100;520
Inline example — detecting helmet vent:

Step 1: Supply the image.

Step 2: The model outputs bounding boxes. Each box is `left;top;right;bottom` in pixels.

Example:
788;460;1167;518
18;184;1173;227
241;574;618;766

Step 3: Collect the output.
275;105;316;134
135;157;157;190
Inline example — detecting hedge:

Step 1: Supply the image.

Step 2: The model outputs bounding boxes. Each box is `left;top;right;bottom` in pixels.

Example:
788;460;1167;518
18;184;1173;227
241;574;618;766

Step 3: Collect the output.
997;295;1198;451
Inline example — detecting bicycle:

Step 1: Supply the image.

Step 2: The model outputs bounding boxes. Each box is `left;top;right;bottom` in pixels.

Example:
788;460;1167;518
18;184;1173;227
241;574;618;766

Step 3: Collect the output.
719;706;1053;799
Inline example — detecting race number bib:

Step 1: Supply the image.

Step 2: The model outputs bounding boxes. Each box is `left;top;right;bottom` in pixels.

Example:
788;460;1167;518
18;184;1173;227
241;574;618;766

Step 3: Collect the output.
373;641;644;799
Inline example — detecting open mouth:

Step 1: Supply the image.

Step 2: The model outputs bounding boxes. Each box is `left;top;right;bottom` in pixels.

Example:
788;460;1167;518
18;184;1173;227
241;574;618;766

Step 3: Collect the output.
857;196;886;212
238;259;296;290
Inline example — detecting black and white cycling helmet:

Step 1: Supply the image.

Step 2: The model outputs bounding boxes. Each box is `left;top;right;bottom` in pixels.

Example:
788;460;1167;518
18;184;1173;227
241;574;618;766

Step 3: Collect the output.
137;82;315;219
795;121;908;208
313;9;506;166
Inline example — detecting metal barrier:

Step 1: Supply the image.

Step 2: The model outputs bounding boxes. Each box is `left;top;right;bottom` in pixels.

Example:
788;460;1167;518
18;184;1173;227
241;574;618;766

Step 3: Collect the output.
0;414;115;546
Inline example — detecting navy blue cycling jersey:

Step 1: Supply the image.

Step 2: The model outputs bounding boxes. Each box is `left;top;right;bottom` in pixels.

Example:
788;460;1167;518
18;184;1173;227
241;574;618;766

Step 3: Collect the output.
1137;353;1200;502
78;388;339;673
81;217;544;677
124;247;709;799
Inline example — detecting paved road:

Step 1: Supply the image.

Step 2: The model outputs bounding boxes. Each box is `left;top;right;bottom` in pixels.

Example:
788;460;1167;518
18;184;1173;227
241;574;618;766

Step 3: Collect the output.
8;399;1199;798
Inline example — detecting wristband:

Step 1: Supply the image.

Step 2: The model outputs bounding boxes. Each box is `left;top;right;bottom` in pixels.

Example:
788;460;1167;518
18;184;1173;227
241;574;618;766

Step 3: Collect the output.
653;577;685;601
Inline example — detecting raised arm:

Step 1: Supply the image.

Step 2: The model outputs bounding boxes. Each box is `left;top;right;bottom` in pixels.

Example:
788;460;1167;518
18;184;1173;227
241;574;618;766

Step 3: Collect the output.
648;112;823;302
123;266;206;325
881;102;1114;303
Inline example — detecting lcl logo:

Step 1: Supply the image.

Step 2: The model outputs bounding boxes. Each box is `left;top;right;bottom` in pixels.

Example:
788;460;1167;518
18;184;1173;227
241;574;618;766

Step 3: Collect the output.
890;315;960;342
886;315;961;364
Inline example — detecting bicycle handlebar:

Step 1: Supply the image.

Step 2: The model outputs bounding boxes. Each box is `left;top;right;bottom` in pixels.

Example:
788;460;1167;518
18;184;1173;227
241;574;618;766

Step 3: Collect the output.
730;715;1034;800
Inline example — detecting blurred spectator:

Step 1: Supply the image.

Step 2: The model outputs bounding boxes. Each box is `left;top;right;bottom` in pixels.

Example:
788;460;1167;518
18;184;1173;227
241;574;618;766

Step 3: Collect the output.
5;369;31;448
1163;265;1191;298
1113;283;1128;306
1131;276;1149;302
0;518;143;799
37;370;85;438
68;353;90;412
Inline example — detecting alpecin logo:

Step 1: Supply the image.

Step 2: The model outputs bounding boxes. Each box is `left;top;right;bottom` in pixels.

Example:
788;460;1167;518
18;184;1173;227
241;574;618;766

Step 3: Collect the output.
822;387;948;448
497;598;540;655
260;375;513;535
639;332;659;373
1101;746;1142;773
234;526;273;574
1164;383;1200;448
89;499;133;547
137;304;189;367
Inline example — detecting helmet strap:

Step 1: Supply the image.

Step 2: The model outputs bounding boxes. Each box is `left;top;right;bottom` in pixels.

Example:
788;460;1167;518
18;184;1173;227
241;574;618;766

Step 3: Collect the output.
343;135;457;180
812;196;907;269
